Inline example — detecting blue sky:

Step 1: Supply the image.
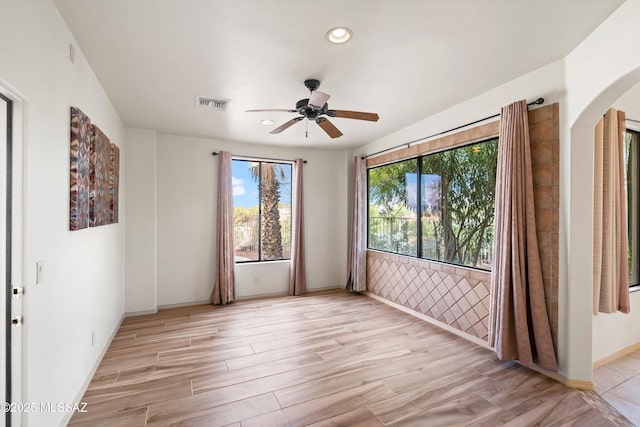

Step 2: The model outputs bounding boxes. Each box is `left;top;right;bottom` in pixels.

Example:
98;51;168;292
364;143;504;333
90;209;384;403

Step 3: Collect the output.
231;160;292;208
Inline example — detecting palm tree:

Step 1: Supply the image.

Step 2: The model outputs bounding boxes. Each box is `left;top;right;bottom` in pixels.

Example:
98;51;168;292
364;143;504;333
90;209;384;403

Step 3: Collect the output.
251;162;285;260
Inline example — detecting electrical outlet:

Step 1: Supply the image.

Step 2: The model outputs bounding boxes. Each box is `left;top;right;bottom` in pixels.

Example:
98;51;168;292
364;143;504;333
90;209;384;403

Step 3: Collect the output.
36;260;44;284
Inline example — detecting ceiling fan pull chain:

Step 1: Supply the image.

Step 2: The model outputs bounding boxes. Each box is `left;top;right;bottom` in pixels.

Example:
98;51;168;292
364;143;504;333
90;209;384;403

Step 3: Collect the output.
305;119;308;138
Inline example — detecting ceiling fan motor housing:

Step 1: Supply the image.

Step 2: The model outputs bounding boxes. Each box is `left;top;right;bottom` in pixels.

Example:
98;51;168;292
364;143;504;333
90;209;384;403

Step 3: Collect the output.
295;98;328;120
304;79;321;92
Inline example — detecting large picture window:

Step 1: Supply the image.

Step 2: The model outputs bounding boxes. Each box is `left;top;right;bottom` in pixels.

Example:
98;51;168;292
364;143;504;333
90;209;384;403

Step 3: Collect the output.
232;159;292;262
368;138;498;270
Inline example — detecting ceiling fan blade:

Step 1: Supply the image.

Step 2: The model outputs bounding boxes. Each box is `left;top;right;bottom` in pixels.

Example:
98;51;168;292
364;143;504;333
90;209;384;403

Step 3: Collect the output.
246;109;296;113
308;91;331;109
270;117;304;134
316;117;343;139
327;110;380;121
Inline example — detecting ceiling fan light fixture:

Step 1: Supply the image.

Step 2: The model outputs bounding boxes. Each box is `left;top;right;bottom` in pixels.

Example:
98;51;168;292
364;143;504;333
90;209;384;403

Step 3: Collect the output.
261;119;275;125
326;27;352;44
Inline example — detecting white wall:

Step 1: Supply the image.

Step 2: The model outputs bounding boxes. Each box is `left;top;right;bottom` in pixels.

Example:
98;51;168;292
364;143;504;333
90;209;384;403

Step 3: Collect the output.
592;293;640;362
614;81;640;131
561;0;640;378
355;59;566;157
154;133;348;305
590;80;640;363
125;127;157;314
0;2;126;426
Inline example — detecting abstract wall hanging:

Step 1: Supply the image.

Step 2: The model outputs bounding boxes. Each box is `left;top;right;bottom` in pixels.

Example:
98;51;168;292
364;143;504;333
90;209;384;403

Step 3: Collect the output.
69;107;120;230
70;107;91;230
90;125;110;227
109;143;120;224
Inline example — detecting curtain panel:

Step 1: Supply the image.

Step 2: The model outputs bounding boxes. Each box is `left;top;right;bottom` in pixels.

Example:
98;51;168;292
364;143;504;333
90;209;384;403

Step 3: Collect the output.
346;155;367;292
593;108;630;314
289;159;306;296
210;151;235;305
489;100;557;372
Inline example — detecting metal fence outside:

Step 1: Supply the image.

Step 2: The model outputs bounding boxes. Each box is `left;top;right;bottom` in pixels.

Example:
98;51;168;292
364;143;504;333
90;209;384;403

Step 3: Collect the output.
369;216;493;269
234;214;291;260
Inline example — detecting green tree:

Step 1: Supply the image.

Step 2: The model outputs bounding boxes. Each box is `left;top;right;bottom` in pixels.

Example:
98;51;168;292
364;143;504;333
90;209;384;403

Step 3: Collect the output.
251;163;285;260
423;140;498;266
368;159;418;216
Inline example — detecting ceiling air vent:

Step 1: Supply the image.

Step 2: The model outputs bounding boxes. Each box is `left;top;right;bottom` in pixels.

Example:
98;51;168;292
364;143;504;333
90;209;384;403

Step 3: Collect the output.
196;96;229;111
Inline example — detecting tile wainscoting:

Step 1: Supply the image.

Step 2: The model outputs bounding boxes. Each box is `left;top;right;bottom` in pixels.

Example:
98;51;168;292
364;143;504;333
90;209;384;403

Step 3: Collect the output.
367;250;492;341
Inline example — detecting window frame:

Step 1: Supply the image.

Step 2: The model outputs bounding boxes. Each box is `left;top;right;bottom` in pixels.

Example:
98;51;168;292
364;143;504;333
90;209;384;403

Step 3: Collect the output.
366;137;498;272
366;157;419;257
232;158;293;264
626;129;640;290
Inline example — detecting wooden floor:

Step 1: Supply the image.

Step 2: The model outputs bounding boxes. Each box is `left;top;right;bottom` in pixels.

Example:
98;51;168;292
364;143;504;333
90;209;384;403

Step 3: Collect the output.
70;290;631;426
594;348;640;425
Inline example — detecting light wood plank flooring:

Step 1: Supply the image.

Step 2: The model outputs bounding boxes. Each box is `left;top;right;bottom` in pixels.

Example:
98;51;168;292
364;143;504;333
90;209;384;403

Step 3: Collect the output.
594;349;640;425
70;290;631;426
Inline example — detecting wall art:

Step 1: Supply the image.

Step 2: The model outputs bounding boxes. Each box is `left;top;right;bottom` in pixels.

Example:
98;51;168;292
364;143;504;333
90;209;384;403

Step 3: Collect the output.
69;107;120;230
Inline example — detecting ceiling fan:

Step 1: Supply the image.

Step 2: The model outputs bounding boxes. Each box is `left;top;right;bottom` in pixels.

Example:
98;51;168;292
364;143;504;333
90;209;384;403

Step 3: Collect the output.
246;79;379;139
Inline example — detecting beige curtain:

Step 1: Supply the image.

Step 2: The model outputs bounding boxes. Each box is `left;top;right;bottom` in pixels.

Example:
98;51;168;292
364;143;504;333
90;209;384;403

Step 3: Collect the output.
593;109;630;314
489;100;557;372
210;151;235;305
289;159;306;296
346;155;367;292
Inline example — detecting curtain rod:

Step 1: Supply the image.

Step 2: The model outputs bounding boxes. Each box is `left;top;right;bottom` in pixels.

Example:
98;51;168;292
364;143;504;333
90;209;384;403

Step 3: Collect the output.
211;152;307;164
627;118;640;124
361;97;545;160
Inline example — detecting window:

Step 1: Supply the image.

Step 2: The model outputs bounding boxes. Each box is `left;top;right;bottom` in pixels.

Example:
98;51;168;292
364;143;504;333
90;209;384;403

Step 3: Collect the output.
232;159;292;262
625;129;639;287
368;138;498;270
368;158;418;256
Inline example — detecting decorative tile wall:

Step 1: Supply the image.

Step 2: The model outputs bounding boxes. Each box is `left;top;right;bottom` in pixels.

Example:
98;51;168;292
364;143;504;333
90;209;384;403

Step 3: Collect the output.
368;251;492;340
528;103;560;348
366;103;559;347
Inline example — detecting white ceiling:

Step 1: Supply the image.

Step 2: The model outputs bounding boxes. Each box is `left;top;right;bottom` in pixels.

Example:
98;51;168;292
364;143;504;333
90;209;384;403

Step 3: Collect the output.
53;0;622;149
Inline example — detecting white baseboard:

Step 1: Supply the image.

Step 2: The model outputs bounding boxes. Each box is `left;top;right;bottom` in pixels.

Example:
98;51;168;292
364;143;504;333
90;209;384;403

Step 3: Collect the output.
156;286;344;308
125;308;158;317
60;313;125;427
157;300;210;309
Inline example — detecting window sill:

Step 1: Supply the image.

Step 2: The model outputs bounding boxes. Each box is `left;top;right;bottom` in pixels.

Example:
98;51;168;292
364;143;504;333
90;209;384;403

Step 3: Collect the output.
235;259;290;266
366;248;491;273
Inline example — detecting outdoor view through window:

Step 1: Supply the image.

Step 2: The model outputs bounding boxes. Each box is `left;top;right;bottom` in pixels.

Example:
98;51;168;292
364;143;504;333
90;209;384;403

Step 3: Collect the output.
232;159;292;262
626;130;639;287
368;139;498;270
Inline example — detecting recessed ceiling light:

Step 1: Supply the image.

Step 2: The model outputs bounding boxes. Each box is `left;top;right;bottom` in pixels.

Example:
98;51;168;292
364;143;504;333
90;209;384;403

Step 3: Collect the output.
326;27;352;44
261;119;275;125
